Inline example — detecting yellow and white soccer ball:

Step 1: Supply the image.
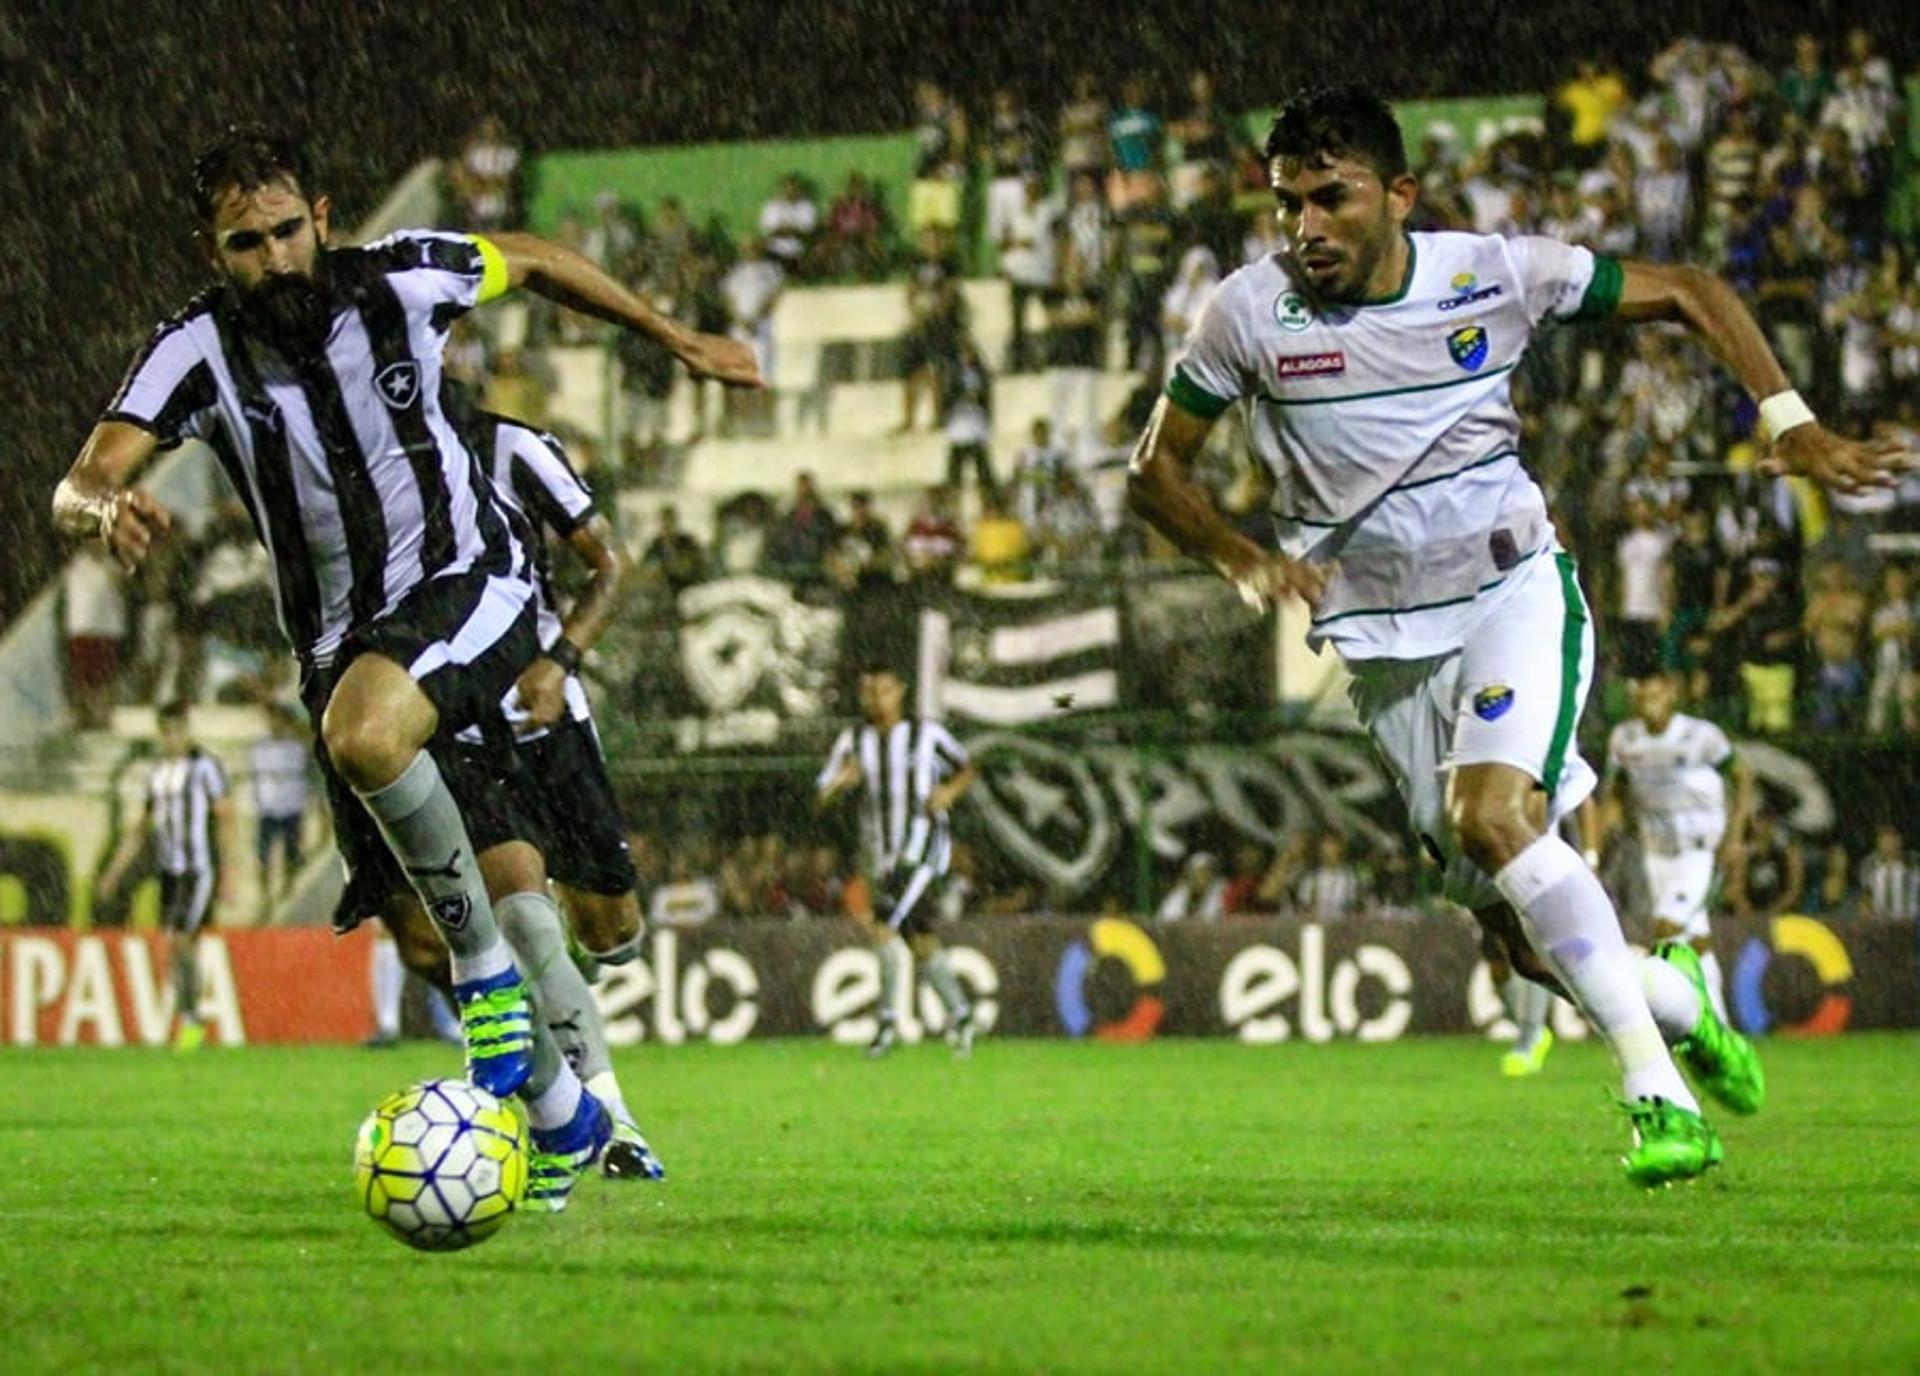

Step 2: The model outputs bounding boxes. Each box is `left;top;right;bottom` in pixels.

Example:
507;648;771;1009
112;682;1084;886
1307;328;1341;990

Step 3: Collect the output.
353;1078;528;1251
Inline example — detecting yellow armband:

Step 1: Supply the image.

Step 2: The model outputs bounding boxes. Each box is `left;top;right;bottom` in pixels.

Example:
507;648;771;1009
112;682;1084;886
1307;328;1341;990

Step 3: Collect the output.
470;234;511;305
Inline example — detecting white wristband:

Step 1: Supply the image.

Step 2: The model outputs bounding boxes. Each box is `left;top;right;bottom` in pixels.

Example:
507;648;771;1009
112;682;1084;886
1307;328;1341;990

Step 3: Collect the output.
1757;389;1816;443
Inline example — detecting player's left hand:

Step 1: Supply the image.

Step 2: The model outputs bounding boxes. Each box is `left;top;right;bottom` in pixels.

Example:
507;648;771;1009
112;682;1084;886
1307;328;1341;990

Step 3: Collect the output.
1762;424;1912;494
677;332;764;389
514;657;570;732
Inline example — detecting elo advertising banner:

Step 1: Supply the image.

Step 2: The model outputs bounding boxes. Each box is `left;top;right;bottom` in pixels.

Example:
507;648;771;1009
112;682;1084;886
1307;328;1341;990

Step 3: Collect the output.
1;914;1909;1047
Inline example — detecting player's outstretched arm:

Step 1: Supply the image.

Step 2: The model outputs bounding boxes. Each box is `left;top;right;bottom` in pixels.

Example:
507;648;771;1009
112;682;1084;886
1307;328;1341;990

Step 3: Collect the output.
1615;261;1910;493
1127;396;1330;611
52;421;173;570
484;231;763;388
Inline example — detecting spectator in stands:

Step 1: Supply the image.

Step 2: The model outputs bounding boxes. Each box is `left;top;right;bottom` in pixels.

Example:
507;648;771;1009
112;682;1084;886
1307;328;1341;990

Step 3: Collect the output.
904;484;964;583
942;335;996;493
647;196;699;302
758;173;819;278
1635;136;1693;262
615;305;678;480
1780;33;1835;125
908;79;967;236
821;171;889;281
1011;417;1070;524
249;699;311;919
1614;495;1673;674
446;114;521;231
1820;35;1899;163
1159;241;1220;359
1057;71;1109;184
1805;561;1869;730
1713;525;1801;732
582;189;642;275
1221;845;1269;916
1106;74;1164;214
1554;59;1629;167
1117;187;1174;372
897;228;966;432
1168;69;1232;212
1665;505;1719;702
969;488;1030;586
1703;104;1762;239
1156;852;1224;923
1859;823;1919;920
640;503;709;596
1808;840;1853;915
999;171;1061;374
64;542;127;731
984;87;1040;255
833;490;897;589
1866;563;1916;733
764;471;839;581
721;235;783;434
1728;810;1806;920
1031;467;1101;571
1296;833;1366;922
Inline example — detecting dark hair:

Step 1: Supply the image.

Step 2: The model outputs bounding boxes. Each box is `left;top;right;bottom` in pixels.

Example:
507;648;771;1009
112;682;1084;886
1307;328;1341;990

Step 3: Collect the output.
191;125;315;223
1264;85;1408;182
158;698;191;724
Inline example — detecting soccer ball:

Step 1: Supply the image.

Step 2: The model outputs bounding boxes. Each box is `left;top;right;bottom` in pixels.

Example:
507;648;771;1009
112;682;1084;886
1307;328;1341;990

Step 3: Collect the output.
353;1078;528;1251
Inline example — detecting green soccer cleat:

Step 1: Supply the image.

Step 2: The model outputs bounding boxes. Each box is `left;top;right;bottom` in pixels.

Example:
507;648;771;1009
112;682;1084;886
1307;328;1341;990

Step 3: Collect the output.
1621;1096;1721;1188
526;1092;613;1213
1656;941;1765;1115
454;969;535;1099
1500;1027;1554;1078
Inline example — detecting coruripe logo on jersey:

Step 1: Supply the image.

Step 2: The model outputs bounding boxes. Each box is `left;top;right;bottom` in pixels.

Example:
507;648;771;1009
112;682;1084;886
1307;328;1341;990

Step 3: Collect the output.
1436;271;1502;312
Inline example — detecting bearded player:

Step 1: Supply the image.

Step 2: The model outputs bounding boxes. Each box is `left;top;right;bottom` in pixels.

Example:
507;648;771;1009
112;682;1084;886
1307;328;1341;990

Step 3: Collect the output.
1128;86;1906;1185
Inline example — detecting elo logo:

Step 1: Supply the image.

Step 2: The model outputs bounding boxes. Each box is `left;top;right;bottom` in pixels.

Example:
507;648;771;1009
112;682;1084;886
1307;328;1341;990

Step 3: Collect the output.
1731;915;1853;1036
1055;919;1165;1040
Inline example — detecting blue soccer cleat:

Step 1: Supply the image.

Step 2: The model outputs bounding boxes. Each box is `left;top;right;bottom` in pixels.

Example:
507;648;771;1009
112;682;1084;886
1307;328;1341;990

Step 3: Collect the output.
526;1090;614;1213
454;967;535;1099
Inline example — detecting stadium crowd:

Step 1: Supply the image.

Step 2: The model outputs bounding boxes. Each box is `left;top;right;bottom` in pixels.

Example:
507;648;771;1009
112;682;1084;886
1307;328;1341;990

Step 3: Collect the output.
53;35;1920;926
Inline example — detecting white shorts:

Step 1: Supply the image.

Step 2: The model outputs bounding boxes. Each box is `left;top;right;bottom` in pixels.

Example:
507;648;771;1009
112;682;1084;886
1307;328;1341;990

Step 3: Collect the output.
1643;848;1716;940
1347;551;1598;910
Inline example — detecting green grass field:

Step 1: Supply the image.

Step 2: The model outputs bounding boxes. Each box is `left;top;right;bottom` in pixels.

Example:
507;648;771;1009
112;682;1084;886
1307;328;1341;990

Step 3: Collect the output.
4;1035;1918;1374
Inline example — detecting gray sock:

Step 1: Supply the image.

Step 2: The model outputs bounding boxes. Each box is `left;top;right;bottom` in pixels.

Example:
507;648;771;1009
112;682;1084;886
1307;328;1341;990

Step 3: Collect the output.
877;935;905;1024
1502;971;1548;1051
499;890;615;1085
173;939;200;1024
925;948;970;1021
355;752;509;986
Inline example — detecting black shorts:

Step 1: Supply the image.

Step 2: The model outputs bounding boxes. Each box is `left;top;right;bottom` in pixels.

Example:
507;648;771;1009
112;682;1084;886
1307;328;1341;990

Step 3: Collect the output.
305;570;539;918
256;813;303;869
515;718;638;897
159;869;216;935
875;862;942;938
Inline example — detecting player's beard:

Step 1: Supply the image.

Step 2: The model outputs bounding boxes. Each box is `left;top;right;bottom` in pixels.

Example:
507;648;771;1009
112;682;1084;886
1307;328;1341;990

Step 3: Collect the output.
236;254;335;361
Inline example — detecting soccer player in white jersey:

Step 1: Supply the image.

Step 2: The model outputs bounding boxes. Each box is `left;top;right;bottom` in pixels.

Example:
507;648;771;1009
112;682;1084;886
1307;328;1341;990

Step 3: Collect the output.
818;666;979;1059
1600;668;1752;1022
1129;86;1906;1186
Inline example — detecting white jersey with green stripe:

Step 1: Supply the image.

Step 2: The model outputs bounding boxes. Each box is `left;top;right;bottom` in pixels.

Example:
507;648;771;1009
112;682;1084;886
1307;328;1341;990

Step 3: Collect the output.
1168;229;1621;661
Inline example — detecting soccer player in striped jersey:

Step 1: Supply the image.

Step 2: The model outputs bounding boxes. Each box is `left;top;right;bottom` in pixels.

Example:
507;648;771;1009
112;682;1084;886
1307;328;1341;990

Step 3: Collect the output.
55;127;757;1205
817;666;980;1059
1599;668;1753;1023
344;408;666;1190
98;700;239;1051
1129;86;1905;1185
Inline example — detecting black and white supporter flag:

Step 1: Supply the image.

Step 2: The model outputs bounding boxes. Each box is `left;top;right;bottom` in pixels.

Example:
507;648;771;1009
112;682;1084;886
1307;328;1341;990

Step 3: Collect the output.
917;584;1120;725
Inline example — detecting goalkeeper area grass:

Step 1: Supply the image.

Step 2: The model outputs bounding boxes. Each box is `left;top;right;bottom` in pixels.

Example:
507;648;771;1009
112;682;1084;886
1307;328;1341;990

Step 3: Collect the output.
5;1035;1916;1372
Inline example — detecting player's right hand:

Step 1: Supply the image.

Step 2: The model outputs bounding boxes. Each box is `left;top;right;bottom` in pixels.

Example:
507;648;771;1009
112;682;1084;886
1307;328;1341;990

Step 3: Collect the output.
104;489;172;571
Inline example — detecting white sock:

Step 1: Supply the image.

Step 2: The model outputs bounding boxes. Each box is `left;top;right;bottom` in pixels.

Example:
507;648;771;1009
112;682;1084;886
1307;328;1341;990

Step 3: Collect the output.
876;936;906;1024
525;1062;584;1133
925;948;971;1021
371;937;404;1038
586;1070;633;1128
1697;949;1729;1023
1495;835;1697;1110
1640;953;1702;1042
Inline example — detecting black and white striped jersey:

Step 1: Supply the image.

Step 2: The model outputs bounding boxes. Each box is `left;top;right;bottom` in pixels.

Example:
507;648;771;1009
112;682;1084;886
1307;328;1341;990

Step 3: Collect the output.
452;411;597;741
146;749;228;876
819;719;969;876
102;231;525;671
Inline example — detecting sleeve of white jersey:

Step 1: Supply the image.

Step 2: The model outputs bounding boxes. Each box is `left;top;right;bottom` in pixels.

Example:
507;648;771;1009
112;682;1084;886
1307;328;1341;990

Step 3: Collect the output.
1164;282;1252;421
366;229;510;315
102;321;218;445
507;426;595;536
928;722;970;775
817;728;855;794
1701;721;1735;769
1503;235;1624;328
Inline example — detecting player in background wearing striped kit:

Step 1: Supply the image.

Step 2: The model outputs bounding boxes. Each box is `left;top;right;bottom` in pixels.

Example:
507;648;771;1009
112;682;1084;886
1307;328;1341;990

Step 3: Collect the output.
99;700;239;1051
818;666;980;1059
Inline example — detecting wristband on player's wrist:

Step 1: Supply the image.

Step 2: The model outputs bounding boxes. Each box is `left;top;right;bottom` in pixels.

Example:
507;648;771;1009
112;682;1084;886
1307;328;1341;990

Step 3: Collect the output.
544;637;584;673
1757;389;1816;443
